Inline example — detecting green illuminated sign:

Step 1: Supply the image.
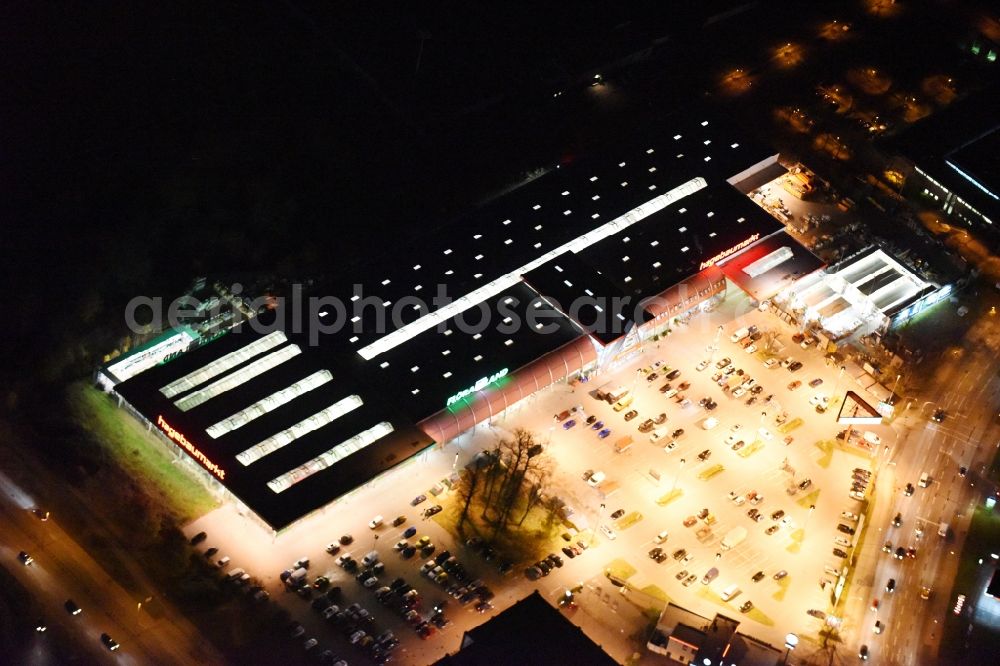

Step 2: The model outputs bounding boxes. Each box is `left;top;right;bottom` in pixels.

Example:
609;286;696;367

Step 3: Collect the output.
446;368;509;407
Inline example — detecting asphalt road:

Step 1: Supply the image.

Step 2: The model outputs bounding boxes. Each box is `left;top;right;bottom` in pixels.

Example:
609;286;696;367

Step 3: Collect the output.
0;468;223;665
853;329;1000;666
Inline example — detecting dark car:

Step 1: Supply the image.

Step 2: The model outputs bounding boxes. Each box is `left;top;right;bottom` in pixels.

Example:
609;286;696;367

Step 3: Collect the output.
404;526;418;538
402;545;417;559
672;428;685;438
100;633;120;651
931;409;946;423
798;478;812;490
894;546;906;560
586;414;598;425
659;383;674;393
646;372;659;382
190;531;208;546
904;483;914;496
838;524;856;535
885;578;896;593
860;644;869;660
623;410;639;422
697;449;712;461
788;361;803;372
562;419;577;430
716;357;731;369
411;494;427;506
392;515;407;527
638;419;656;433
64;600;82;616
752;571;765;582
610;509;625;520
424;505;443;518
832;548;848;559
598;428;612;439
666;369;682;380
340;534;354;545
808;378;823;388
591;420;605;430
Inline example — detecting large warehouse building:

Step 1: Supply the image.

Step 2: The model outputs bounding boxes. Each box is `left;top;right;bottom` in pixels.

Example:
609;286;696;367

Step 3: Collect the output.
113;111;822;532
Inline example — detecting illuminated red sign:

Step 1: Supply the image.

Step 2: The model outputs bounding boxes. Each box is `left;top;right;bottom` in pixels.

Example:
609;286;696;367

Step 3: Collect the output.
699;233;761;270
157;415;226;480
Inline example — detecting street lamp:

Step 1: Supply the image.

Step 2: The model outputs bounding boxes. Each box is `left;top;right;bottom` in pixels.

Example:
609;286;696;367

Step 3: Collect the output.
803;505;816;535
589;503;606;548
670;458;687;497
783;633;799;664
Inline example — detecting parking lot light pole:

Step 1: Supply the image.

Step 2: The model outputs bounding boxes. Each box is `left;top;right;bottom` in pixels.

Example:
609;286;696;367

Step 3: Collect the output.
589;503;606;549
783;633;799;664
670;459;687;497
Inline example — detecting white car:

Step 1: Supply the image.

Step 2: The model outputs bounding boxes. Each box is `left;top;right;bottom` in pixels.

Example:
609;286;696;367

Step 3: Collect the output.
841;511;859;522
758;428;773;441
834;536;852;548
702;417;720;430
368;515;384;529
745;344;757;354
763;358;778;368
655;530;670;544
663;388;678;399
600;525;617;541
781;357;795;368
732;387;747;398
696;360;710;372
587;471;606;487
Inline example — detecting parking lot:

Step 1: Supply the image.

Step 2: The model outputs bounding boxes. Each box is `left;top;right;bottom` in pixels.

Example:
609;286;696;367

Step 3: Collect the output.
506;287;891;649
184;287;893;660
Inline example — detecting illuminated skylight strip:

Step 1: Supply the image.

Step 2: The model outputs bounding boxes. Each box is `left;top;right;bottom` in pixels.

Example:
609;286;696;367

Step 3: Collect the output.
175;344;301;412
160;331;287;399
266;422;393;493
236;394;364;466
945;160;999;200
206;370;333;439
358;177;708;360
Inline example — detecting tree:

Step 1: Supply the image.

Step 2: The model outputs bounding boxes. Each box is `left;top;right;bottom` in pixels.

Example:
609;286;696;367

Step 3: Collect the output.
455;461;484;531
518;465;552;526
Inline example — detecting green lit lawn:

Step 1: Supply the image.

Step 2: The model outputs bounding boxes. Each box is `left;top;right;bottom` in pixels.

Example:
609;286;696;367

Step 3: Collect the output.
68;382;217;523
606;558;637;580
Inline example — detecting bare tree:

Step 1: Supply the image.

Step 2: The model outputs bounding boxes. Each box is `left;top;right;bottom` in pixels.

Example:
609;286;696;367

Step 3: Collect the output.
455;460;484;531
518;464;552;526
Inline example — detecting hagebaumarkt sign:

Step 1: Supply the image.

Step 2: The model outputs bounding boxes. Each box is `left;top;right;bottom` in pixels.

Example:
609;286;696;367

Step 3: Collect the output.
699;233;761;270
446;368;509;407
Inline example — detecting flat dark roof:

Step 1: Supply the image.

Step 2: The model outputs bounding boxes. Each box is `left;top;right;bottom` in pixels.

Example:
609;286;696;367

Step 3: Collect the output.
883;85;1000;224
575;184;783;300
318;110;776;353
436;591;616;666
948;127;1000;200
718;230;825;301
114;109;783;529
116;322;433;531
368;282;587;421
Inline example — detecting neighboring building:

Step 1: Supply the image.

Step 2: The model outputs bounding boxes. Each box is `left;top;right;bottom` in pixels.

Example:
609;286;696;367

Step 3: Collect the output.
436;591;616;666
108;108;820;532
884;85;1000;229
648;602;783;665
774;245;951;340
